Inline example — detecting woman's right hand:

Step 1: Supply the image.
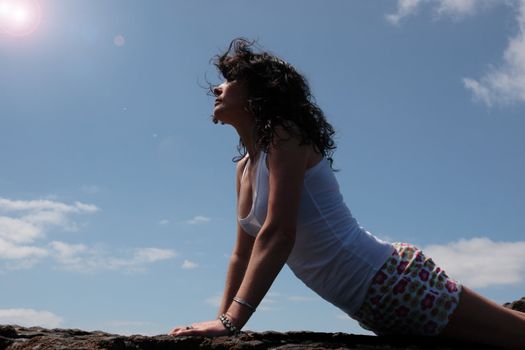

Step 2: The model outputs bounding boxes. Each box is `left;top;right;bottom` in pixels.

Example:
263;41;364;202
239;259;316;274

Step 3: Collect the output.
168;319;230;337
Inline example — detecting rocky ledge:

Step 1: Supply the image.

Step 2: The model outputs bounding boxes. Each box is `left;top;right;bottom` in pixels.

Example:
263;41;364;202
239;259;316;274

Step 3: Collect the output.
0;297;523;350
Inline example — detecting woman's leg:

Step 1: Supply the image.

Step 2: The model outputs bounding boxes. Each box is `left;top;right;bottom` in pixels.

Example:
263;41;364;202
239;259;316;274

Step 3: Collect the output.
440;286;525;349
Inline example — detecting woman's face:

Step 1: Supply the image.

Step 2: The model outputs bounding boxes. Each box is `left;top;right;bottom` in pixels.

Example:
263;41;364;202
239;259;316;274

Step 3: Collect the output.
213;79;251;125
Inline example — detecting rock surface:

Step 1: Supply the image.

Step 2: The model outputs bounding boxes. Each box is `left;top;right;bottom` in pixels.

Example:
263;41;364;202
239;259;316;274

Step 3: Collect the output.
0;326;499;350
1;299;522;350
503;297;525;313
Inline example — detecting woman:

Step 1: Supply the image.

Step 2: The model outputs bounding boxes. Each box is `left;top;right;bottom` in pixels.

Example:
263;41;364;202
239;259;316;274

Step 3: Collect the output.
168;38;525;349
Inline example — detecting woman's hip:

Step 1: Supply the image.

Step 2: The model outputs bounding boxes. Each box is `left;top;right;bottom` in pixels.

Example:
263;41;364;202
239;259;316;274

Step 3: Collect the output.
353;242;463;336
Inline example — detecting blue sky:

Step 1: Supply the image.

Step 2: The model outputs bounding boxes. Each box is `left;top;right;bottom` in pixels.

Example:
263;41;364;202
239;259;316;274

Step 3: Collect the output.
1;0;525;336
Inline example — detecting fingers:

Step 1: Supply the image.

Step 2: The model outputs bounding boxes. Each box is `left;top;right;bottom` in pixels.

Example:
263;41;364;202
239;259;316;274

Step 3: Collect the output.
167;327;179;336
168;326;188;336
167;320;227;337
168;325;200;337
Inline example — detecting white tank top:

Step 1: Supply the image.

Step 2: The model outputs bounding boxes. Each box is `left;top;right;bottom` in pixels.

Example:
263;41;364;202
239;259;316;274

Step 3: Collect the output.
238;152;395;316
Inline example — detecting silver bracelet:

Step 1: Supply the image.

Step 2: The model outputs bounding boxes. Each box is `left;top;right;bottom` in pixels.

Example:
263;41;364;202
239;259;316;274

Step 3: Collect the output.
233;297;256;312
219;313;239;335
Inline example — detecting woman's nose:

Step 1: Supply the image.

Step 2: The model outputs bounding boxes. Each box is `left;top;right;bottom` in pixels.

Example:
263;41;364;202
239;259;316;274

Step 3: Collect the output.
213;85;222;97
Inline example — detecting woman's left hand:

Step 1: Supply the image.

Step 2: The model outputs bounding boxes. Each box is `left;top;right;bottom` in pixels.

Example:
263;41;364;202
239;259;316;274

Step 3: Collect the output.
168;319;230;337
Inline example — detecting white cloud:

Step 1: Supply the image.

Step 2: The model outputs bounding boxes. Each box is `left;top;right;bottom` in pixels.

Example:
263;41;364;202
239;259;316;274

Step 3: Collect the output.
186;215;211;225
423;237;525;288
0;197;99;268
435;0;478;18
22;210;68;227
204;295;221;308
49;241;88;268
336;313;352;320
0;216;41;244
261;298;276;305
158;219;170;225
0;197;176;273
464;0;525;106
0;198;98;214
181;259;198;269
386;0;422;26
435;0;501;19
387;0;525;106
73;202;99;213
0;197;98;245
386;0;498;25
0;238;48;260
0;309;62;328
48;242;177;273
134;248;176;263
80;185;101;195
463;78;493;105
258;298;277;311
287;296;316;302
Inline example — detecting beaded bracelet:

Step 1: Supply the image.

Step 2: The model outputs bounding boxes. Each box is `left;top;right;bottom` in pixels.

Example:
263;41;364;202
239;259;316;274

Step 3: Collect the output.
219;313;239;335
233;297;256;312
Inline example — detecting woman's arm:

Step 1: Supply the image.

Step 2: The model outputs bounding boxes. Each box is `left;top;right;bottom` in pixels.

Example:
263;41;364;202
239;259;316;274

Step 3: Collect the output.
225;134;310;329
169;135;309;336
217;157;255;316
217;226;255;316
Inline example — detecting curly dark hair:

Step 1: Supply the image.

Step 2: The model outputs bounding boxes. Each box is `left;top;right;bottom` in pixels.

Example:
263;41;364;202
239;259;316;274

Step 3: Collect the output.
211;38;337;169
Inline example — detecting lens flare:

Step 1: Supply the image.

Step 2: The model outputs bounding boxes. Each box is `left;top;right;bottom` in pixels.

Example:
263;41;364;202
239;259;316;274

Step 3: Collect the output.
0;0;41;36
113;34;125;47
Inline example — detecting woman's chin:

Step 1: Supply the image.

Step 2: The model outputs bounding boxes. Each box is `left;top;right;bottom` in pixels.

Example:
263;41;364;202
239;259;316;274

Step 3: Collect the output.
212;115;226;125
212;110;228;124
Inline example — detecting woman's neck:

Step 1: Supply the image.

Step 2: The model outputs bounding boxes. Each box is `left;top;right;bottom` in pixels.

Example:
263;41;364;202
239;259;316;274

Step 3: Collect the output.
234;123;258;159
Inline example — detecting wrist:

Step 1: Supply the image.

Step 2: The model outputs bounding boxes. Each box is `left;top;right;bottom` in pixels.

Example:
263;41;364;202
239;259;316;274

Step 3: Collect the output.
225;298;253;329
218;313;240;335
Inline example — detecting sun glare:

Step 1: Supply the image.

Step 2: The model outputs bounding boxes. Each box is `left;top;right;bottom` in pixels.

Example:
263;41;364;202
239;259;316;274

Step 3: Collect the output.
0;0;41;36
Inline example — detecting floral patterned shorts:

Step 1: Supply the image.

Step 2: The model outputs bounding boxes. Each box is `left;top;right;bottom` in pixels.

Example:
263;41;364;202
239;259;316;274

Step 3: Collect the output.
353;242;462;336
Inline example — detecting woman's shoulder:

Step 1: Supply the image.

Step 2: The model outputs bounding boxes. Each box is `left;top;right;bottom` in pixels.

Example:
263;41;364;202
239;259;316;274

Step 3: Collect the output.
236;154;249;175
267;125;323;169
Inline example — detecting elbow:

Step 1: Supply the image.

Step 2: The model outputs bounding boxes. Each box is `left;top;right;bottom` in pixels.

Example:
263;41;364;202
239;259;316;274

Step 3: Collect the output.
281;230;296;249
257;225;296;252
230;251;251;264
